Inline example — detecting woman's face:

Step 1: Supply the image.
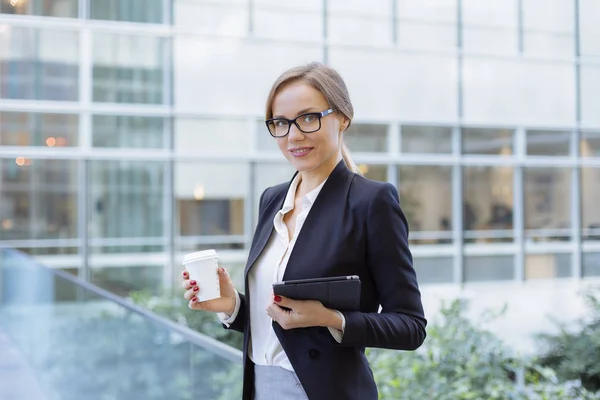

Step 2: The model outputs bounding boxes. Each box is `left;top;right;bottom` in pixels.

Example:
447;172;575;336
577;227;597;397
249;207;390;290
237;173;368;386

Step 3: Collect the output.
270;81;348;174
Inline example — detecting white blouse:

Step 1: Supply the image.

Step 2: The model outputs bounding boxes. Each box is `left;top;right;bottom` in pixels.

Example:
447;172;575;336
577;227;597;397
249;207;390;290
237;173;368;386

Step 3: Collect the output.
218;173;345;371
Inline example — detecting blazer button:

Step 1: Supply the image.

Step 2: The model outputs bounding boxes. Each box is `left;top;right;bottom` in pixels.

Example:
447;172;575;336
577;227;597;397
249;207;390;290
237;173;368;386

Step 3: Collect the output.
307;349;320;360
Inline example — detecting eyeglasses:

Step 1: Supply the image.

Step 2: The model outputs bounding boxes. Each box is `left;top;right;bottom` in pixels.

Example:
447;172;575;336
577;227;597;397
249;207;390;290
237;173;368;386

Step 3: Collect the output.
265;109;334;138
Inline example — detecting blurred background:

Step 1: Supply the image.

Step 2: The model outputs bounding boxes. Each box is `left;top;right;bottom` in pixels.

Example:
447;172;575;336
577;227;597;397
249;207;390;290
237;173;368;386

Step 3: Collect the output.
0;0;600;399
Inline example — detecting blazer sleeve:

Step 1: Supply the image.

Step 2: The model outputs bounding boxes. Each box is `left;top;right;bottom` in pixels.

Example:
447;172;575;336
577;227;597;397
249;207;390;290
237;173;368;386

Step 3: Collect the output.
221;187;270;333
340;183;427;350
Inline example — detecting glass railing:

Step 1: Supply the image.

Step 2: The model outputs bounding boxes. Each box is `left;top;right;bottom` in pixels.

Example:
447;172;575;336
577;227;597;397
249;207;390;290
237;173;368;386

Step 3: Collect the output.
0;248;243;400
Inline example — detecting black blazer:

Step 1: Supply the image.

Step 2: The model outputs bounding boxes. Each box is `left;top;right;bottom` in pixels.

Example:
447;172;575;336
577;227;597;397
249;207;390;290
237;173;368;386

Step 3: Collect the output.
226;160;426;400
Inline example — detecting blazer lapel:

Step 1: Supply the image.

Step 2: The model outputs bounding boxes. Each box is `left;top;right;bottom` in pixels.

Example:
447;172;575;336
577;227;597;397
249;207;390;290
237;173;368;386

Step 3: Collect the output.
244;171;299;278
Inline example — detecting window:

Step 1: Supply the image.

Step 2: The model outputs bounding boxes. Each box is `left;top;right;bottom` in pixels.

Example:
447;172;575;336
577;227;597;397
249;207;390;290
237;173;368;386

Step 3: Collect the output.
0;158;78;241
413;256;454;284
0;112;78;147
93;116;166;148
526;130;571;156
525;254;571;279
464;255;515;282
396;0;457;51
582;167;600;242
359;164;387;182
93;34;166;104
398;165;453;245
581;132;600;157
345;123;388;153
401;125;453;154
0;0;77;18
524;168;571;242
90;0;163;23
0;27;78;101
522;0;574;57
462;128;514;155
175;118;251;155
463;166;514;243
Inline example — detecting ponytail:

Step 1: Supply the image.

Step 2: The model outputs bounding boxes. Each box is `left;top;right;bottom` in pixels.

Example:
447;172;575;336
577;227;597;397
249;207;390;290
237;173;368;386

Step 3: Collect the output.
341;142;362;176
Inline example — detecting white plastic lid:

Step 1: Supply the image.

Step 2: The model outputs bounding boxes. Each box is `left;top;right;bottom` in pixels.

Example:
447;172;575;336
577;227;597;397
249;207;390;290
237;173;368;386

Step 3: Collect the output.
182;249;218;265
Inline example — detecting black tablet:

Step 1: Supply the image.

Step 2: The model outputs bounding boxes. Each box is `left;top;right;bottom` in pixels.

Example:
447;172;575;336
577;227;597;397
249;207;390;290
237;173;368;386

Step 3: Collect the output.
272;275;361;311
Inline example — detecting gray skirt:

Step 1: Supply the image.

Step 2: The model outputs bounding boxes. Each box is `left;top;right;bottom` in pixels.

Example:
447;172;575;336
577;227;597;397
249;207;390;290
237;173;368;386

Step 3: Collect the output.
253;365;309;400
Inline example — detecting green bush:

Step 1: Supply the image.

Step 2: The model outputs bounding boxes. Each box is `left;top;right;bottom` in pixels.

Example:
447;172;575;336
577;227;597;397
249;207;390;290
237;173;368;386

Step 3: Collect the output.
536;287;600;392
367;299;600;400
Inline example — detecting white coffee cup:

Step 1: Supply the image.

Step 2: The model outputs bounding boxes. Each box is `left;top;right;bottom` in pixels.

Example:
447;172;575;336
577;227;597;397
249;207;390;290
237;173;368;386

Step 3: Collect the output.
182;249;221;302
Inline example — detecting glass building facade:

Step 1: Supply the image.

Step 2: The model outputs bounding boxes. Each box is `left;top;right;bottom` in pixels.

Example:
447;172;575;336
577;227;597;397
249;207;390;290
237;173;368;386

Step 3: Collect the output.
0;0;599;295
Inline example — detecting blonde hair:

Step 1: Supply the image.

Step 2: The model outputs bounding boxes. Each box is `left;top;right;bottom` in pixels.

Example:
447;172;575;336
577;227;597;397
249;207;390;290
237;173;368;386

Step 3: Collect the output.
265;62;362;175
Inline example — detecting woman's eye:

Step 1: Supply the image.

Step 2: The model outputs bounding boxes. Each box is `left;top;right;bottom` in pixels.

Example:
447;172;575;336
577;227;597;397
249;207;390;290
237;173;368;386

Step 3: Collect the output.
275;120;287;127
303;114;316;123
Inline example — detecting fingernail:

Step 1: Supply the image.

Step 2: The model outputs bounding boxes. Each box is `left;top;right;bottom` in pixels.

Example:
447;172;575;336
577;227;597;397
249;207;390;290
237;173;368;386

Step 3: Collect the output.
191;296;197;302
274;295;282;303
182;271;188;277
218;267;225;273
193;287;199;292
190;280;196;286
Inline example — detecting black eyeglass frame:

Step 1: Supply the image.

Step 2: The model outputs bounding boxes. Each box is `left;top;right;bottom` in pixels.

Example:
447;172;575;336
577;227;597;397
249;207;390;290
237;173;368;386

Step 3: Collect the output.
265;108;335;138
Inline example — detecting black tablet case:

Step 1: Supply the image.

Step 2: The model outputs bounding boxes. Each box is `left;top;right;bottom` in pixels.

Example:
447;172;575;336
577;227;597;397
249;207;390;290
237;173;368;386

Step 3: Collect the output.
273;277;361;311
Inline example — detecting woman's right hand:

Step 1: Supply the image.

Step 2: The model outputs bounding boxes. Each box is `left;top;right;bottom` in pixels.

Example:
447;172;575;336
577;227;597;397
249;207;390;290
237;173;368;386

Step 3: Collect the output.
182;267;237;315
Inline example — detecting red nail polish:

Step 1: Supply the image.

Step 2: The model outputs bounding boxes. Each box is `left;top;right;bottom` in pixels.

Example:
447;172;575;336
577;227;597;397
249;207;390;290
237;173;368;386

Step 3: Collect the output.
274;295;282;303
190;280;196;286
193;287;199;292
191;296;197;302
182;271;188;277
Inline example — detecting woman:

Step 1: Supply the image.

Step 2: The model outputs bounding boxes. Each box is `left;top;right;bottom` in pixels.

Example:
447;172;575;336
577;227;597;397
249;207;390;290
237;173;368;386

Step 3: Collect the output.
182;62;426;400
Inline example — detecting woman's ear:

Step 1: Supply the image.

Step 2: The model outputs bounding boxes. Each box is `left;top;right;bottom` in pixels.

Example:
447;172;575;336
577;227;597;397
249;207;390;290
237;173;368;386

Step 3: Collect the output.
340;117;350;133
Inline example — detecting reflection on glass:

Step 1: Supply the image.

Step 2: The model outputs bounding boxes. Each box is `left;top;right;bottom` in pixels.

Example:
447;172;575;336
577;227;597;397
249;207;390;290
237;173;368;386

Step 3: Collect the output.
93;34;165;104
398;165;452;244
0;112;78;146
582;168;600;242
175;163;247;244
583;253;600;277
401;125;453;154
463;166;514;243
360;164;387;182
89;161;165;240
413;257;453;284
581;132;600;157
525;253;571;279
526;130;571;156
0;159;78;240
524;168;571;242
0;27;79;101
464;255;514;282
90;0;163;23
93;115;165;148
0;0;77;17
345;124;388;152
462;128;514;155
91;265;163;296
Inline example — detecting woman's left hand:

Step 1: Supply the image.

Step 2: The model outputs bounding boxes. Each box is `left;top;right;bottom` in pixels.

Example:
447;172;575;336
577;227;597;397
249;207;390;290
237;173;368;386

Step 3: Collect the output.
266;295;342;330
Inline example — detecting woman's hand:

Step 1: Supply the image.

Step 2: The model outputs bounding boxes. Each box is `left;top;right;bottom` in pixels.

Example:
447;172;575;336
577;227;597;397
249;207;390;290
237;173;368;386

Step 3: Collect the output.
182;268;237;315
266;295;343;331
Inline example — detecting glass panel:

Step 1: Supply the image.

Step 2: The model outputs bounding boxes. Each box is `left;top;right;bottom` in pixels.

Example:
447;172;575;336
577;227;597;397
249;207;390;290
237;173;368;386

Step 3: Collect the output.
583;253;600;277
329;16;393;46
581;131;600;157
345;123;388;152
0;159;78;241
0;249;243;399
359;164;387;182
526;130;571;156
462;128;514;155
398;165;453;244
93;33;165;104
397;0;456;50
254;162;296;221
0;0;77;17
90;265;163;296
89;160;165;240
90;0;163;23
0;112;78;147
93;115;166;148
524;168;571;242
401;125;453;154
254;7;322;42
463;28;518;55
175;162;247;248
0;27;79;101
176;118;251;155
463;166;514;243
462;0;517;55
580;0;600;57
464;255;515;282
173;0;248;35
522;0;574;57
256;120;278;151
525;253;571;279
582;168;600;242
413;256;453;284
